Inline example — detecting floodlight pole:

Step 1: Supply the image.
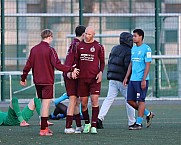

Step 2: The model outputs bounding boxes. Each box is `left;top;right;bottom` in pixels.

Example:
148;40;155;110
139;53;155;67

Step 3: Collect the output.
71;0;74;36
154;0;161;98
129;0;132;33
1;0;5;101
79;0;83;25
16;0;19;71
99;0;102;44
178;16;181;98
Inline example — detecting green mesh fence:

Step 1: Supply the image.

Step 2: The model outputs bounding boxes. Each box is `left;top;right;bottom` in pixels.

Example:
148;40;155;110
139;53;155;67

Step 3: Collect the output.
1;0;181;99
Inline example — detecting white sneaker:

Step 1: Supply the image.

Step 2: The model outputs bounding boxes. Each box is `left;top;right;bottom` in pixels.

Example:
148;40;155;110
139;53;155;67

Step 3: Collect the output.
91;127;97;134
83;123;91;133
64;128;75;134
75;126;84;134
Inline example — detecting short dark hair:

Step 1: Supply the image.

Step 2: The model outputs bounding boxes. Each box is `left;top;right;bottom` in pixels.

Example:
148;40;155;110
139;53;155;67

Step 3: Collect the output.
75;25;86;37
41;29;53;39
133;29;144;40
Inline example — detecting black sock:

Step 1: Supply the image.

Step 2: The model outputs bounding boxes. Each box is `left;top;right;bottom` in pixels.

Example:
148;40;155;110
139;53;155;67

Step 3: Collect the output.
54;103;67;116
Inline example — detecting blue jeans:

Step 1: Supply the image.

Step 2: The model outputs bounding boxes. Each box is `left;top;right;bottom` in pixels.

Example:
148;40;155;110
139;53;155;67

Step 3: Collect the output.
98;80;136;126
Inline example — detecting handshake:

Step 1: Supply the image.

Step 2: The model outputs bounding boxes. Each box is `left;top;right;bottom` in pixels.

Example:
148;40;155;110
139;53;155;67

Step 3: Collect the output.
67;64;80;79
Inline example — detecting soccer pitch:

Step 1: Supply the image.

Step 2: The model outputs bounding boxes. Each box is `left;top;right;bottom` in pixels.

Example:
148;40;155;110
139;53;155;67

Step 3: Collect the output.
0;100;181;145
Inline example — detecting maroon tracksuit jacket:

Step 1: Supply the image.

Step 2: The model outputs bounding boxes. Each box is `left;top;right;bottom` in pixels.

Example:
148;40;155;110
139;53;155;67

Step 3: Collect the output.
21;41;73;85
63;38;80;78
75;40;105;78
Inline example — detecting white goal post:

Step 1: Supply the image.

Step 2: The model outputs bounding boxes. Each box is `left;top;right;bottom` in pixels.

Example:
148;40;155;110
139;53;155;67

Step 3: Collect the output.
0;71;63;101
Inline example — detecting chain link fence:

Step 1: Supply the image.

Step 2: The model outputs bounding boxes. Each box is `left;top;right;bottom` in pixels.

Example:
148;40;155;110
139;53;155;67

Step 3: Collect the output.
1;0;181;100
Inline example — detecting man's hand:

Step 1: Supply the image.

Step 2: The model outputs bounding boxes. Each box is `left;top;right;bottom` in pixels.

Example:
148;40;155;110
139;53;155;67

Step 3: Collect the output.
72;68;80;79
72;64;76;68
20;80;27;86
123;78;128;86
141;80;146;90
96;71;102;83
67;72;72;79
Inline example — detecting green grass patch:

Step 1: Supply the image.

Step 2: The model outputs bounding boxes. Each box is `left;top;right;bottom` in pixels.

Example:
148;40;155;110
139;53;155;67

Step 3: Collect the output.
0;103;181;145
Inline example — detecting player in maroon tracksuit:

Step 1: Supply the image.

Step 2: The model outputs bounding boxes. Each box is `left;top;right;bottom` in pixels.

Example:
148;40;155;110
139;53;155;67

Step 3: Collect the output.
75;26;105;134
63;25;86;134
20;29;79;136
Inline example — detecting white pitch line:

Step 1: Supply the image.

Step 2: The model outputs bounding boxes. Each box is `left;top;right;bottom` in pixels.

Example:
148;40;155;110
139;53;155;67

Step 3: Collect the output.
13;85;35;94
104;122;181;124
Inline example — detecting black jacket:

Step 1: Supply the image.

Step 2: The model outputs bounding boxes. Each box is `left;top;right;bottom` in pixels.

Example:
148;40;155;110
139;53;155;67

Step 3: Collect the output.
107;32;133;82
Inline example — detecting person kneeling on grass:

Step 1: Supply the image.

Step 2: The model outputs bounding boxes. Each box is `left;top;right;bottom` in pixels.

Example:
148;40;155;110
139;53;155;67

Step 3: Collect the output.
0;97;53;128
49;93;84;121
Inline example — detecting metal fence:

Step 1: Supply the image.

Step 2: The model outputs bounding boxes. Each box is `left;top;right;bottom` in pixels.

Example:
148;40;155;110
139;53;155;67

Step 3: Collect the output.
1;0;181;100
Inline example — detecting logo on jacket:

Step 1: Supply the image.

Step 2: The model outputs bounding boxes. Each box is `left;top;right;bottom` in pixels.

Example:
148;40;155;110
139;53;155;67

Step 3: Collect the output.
90;47;95;52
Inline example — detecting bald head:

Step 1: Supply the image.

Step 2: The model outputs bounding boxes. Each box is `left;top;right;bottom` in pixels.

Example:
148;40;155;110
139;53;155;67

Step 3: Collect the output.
84;26;95;43
85;26;95;35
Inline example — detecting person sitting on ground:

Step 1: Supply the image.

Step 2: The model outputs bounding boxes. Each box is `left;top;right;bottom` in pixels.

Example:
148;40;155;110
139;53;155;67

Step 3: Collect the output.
49;93;83;120
0;97;53;127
